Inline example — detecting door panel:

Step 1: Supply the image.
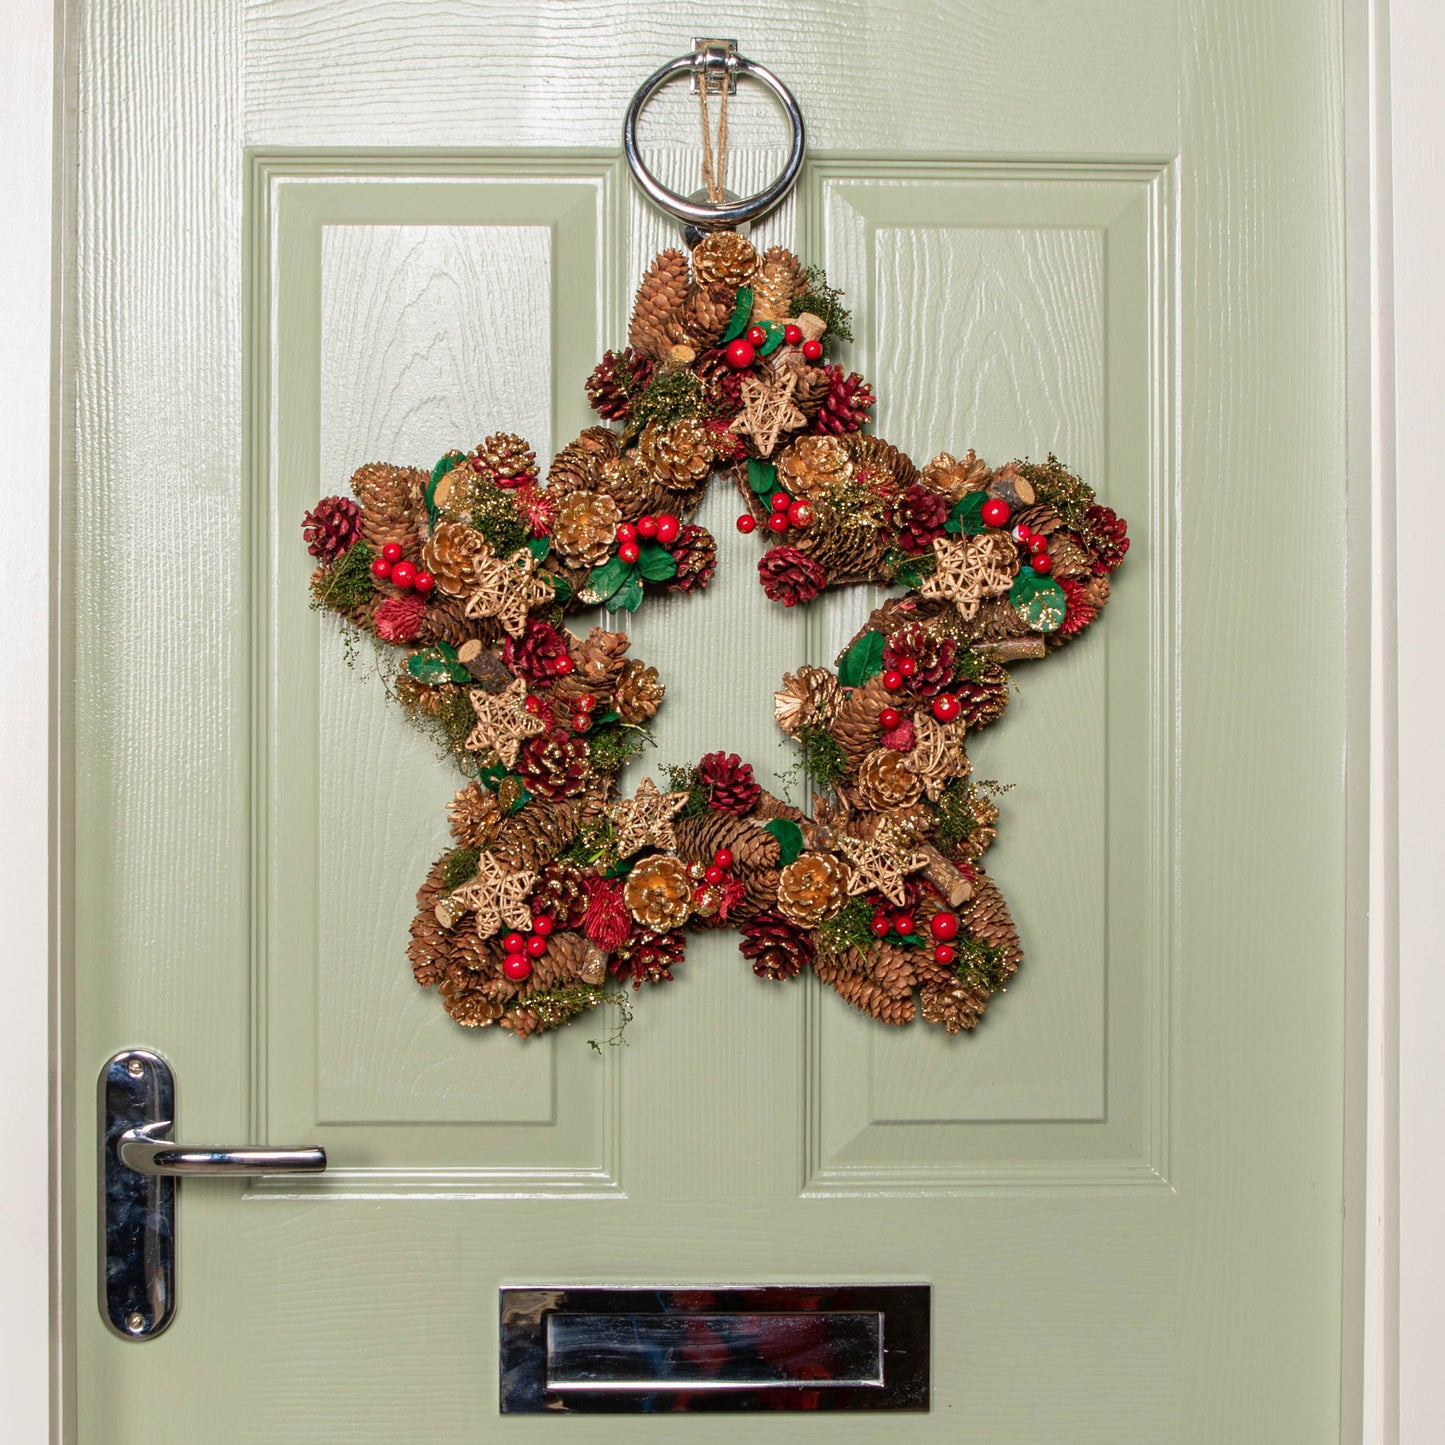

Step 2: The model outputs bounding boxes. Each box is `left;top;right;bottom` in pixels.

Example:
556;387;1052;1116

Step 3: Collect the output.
69;3;1355;1441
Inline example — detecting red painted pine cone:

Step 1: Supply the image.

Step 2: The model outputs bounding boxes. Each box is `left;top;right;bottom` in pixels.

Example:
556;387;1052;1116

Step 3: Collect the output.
881;621;958;698
890;483;951;555
516;728;591;799
758;544;827;607
811;366;876;436
738;909;815;980
584;347;653;421
301;495;363;561
698;750;763;815
609;928;686;987
666;523;717;594
1083;504;1130;574
503;619;570;687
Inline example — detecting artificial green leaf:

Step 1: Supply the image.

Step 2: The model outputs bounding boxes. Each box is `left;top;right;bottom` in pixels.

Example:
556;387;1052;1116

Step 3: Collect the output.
548;572;574;605
605;573;645;613
944;492;987;536
591;711;622;728
525;536;550;562
426;450;465;523
1009;568;1067;633
837;629;885;688
580;553;630;603
406;642;470;686
747;458;777;496
761;817;805;866
896;933;925;948
720;287;753;343
637;539;678;582
757;320;787;356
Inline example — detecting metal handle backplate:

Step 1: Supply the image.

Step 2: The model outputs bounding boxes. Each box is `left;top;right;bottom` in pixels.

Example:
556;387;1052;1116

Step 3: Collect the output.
99;1048;326;1339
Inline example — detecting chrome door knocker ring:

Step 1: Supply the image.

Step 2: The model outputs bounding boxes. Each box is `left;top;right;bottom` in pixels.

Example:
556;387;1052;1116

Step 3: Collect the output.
622;39;806;233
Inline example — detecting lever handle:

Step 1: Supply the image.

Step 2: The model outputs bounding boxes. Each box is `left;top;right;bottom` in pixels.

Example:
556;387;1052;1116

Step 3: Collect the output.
118;1123;326;1176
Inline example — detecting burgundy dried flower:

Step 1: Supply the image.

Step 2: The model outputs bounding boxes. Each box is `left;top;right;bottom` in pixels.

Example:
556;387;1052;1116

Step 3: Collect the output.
374;593;426;643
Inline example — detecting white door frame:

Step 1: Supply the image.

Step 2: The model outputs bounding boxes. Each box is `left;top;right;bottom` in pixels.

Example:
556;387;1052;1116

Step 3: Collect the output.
2;1;1431;1438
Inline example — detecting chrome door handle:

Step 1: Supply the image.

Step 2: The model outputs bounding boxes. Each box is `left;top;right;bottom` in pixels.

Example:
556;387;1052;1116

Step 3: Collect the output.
117;1123;325;1176
99;1048;327;1340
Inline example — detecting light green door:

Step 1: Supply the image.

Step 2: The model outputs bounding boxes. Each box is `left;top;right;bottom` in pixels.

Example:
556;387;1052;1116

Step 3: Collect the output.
67;2;1359;1440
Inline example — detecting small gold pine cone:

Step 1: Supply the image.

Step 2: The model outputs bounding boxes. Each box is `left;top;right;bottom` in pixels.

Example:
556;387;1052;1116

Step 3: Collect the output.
832;672;893;765
547;426;619;499
629;249;690;360
471;432;538;489
845;434;920;495
438;974;505;1028
408;853;454;986
637;419;714;489
867;940;920;998
690;230;759;288
920;450;991;502
776;852;850;928
490;800;580;873
447;781;500;848
855;748;925;810
814;959;917;1025
773;665;842;736
614;658;665;724
779;356;832;420
752;245;806;321
421;521;491;598
623;854;694;932
553;490;622;567
919;977;993;1033
1045;530;1094;579
594;454;654;518
776;434;856;498
682;281;738;346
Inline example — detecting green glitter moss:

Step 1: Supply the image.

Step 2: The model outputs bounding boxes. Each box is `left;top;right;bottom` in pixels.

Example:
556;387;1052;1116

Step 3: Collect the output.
792;265;854;344
817;896;875;957
662;763;709;818
882;547;939;588
796;724;847;789
310;540;374;613
441;847;481;892
515;983;605;1035
1016;455;1096;531
470;489;530;559
587;723;652;776
953;933;1011;994
630;369;703;432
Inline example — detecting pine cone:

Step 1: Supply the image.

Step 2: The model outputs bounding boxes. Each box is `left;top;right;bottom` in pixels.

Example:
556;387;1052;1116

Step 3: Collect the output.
890;483;950;554
407;853;454;986
629;249;690;360
814;959;917;1025
672;811;780;877
490;800;580;873
531;860;588;929
438;976;506;1028
548;426;619;499
788;358;833;420
351;461;427;557
697;750;762;815
571;626;631;690
614;659;664;724
919;977;993;1033
502;619;568;687
516;727;591;800
421;521;491;598
773;665;842;736
751;245;805;321
667;523;716;594
832;672;892;765
1083;504;1130;574
302;496;363;561
1012;503;1062;541
812;367;876;436
855;748;924;810
637;419;713;488
739;909;814;979
794;501;887;582
623;856;693;932
921;450;990;501
682;282;737;347
585;347;652;420
845;435;919;496
447;781;500;848
968;595;1032;644
882;622;958;698
1042;529;1094;579
554;490;622;567
776;435;855;498
694;346;745;415
594;455;658;519
955;662;1011;729
776;852;850;928
419;592;495;650
610;927;686;987
690;230;759;288
470;432;538;490
867;940;920;998
758;544;827;606
961;873;1022;974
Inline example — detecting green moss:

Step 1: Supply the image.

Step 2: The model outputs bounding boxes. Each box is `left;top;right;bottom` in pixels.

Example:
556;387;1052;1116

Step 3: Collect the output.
933;776;978;854
796;724;847;789
441;847;481;891
515;983;606;1036
792;265;854;344
663;763;709;818
882;547;938;588
310;540;374;613
951;647;990;683
587;722;652;776
470;489;530;559
630;368;704;432
817;896;874;957
953;933;1011;994
1016;455;1095;531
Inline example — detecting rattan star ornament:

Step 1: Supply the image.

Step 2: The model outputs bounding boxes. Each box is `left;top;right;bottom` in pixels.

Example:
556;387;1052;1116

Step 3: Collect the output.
462;546;556;637
607;776;689;858
729;371;806;458
905;712;972;801
445;853;537;936
918;531;1019;619
837;822;927;906
464;676;546;767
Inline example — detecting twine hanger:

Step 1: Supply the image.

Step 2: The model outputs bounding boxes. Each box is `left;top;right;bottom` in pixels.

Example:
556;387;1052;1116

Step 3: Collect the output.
696;40;730;205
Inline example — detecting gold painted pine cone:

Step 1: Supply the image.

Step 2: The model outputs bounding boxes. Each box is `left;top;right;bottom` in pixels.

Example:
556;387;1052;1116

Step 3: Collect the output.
553;490;622;567
855;748;925;810
752;245;806;321
351;461;428;558
919;977;993;1033
690;230;759;288
637;419;713;488
447;781;500;848
628;248;690;360
921;450;990;501
614;659;665;724
421;521;492;598
776;852;850;928
623;854;694;932
776;434;855;498
773;665;841;736
471;432;538;489
547;426;619;499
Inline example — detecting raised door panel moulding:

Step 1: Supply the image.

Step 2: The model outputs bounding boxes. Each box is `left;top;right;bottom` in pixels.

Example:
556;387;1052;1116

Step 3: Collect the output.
799;161;1177;1193
248;155;626;1198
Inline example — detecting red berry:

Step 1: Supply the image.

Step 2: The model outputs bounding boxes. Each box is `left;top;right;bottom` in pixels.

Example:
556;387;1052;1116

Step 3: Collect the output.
771;491;791;512
413;570;435;595
637;514;658;538
897;657;916;678
655;513;680;543
882;670;905;691
786;499;814;528
981;498;1011;528
801;338;823;361
931;693;961;722
746;324;767;346
370;558;392;580
381;542;403;564
893;913;915;936
705;864;726;885
618;540;640;564
783;323;803;345
929;911;960;941
726;338;756;369
713;848;734;870
502;955;532;981
503;932;526;954
531;914;554;937
736;513;757;534
1013;523;1031;544
572;712;590;732
575;693;596;712
552;654;574;675
767;513;790;533
1030;551;1052;574
933;944;956;966
524;934;548;958
616;523;637;543
870;915;891;938
879;707;901;730
390;560;416;590
524;695;545;715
